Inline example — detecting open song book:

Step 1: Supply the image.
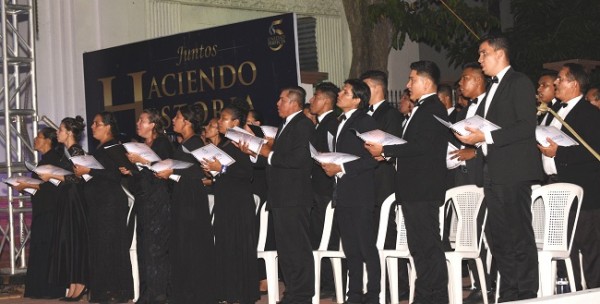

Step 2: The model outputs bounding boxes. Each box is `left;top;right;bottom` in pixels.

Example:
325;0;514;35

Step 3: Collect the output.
434;114;500;136
352;129;407;145
225;126;266;155
25;161;72;186
188;143;236;176
309;143;359;165
3;176;44;195
535;126;579;147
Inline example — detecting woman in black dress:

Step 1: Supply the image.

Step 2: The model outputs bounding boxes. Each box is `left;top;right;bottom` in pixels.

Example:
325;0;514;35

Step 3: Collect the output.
12;127;64;299
39;116;89;301
74;112;133;303
156;104;216;304
121;108;172;303
202;100;259;304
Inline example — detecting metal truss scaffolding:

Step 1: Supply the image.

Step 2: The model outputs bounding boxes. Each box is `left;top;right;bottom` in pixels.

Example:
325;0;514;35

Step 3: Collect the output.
0;0;37;275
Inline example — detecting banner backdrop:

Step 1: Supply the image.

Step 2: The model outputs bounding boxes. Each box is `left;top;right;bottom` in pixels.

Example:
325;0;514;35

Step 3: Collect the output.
83;13;299;150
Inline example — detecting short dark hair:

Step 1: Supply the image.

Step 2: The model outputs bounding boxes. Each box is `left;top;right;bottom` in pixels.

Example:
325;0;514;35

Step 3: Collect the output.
282;85;306;108
315;82;340;104
479;34;511;60
248;109;263;124
359;70;388;91
344;78;371;110
438;84;453;97
539;69;558;80
563;63;589;93
410;60;440;86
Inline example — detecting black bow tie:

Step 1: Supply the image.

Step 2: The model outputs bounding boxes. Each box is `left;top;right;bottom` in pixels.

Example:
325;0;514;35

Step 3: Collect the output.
560;103;568;108
489;76;499;84
338;114;347;122
415;100;425;107
368;105;374;112
469;98;478;105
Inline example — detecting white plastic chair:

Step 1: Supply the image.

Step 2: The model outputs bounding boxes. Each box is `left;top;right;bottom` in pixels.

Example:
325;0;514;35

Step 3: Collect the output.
312;201;345;304
122;185;139;303
256;202;279;304
531;183;583;297
377;193;417;304
442;185;487;304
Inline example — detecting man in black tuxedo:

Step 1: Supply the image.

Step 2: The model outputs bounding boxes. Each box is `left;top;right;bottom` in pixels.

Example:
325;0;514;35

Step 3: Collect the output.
438;84;458;123
250;86;315;304
360;70;403;217
538;63;600;290
321;79;380;304
365;60;450;304
456;35;543;302
536;70;561;126
451;62;496;304
308;82;339;297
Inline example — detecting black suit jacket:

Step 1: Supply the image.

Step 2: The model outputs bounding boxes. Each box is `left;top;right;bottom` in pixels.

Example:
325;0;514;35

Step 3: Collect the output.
334;110;378;208
383;94;449;202
371;101;403;204
483;68;543;184
448;108;458;123
452;105;483;186
554;98;600;209
538;99;563;126
261;113;314;208
310;112;337;196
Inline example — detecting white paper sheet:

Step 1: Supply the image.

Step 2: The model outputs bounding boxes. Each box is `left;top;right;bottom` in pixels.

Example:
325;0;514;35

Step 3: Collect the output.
536;126;579;147
354;129;407;145
122;142;162;163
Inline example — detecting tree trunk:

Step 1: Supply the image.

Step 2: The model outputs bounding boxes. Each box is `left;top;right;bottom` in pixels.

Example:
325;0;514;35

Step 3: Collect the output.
342;0;395;78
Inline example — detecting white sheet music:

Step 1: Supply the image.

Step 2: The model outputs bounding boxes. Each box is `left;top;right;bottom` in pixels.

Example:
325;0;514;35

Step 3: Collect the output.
190;143;236;176
311;151;359;165
354;129;407;145
225;127;265;154
536;126;579;147
446;142;464;169
143;159;193;182
70;155;105;182
122;142;162;163
3;176;44;195
434;114;501;136
260;125;278;138
25;161;72;186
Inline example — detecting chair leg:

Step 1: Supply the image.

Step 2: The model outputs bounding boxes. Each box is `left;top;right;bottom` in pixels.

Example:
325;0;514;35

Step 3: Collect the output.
331;258;344;304
564;258;577;293
264;256;280;304
408;257;416;304
313;256;322;304
475;258;488;304
579;251;587;290
386;257;398;304
495;273;500;304
538;254;554;297
447;256;463;304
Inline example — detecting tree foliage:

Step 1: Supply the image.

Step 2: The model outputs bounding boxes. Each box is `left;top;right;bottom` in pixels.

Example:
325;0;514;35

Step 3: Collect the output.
369;0;499;68
505;0;600;81
364;0;600;82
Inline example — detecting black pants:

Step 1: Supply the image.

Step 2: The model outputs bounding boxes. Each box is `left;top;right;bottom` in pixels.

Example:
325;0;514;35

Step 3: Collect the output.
272;206;315;303
402;200;449;304
483;166;538;302
570;208;600;290
336;206;380;304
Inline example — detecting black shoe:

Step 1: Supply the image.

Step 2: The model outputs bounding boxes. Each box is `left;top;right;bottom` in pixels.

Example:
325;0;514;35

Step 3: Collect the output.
60;288;89;302
463;289;494;304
